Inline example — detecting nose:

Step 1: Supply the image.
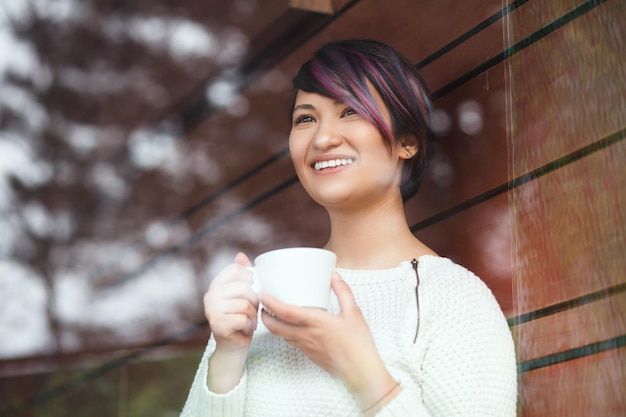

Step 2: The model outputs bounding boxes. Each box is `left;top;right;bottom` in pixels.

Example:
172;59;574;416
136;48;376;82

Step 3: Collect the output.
312;119;342;151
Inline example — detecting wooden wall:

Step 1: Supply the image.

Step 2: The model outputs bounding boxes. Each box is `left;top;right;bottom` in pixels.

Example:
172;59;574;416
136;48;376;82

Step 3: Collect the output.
505;1;626;415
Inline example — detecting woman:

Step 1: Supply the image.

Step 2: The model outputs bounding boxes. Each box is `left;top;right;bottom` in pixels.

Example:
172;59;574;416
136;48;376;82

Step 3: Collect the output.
180;39;517;416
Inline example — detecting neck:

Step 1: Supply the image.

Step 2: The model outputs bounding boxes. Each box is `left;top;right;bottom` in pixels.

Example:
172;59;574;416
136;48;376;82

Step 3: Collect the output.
323;197;435;269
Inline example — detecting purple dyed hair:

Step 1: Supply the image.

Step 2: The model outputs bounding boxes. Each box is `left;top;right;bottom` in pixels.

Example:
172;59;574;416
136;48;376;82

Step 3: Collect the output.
290;39;433;202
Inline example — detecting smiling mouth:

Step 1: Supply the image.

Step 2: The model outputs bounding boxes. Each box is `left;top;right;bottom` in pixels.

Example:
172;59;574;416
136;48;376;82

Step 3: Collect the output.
313;158;354;171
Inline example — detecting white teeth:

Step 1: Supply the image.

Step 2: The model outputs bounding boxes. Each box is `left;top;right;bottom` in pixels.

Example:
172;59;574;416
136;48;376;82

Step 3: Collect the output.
314;158;353;171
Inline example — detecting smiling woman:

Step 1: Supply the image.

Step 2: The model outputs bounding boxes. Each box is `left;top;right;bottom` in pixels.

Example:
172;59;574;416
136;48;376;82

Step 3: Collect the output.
180;39;517;417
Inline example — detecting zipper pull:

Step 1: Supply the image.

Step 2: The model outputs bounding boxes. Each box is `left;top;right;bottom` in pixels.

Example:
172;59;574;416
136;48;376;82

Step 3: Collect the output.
410;258;419;284
411;258;420;344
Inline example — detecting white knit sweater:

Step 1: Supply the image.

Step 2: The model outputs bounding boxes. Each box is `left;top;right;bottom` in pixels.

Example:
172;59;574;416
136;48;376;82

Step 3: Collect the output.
180;256;518;416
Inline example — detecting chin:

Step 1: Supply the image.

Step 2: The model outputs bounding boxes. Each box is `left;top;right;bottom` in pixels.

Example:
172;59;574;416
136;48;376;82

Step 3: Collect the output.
312;189;376;210
307;189;353;208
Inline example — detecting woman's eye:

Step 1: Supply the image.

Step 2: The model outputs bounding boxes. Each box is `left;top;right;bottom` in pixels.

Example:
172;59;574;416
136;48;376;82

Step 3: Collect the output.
294;115;314;125
342;108;357;117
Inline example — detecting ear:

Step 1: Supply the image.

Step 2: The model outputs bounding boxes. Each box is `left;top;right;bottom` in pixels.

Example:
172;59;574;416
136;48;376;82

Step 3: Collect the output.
397;139;418;160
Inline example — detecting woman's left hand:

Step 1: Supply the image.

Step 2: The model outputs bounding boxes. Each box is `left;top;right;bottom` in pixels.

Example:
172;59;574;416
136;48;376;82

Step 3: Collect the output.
261;272;397;408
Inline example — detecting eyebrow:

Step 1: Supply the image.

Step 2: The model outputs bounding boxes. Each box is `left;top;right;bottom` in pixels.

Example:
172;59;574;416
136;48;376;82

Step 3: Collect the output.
293;100;345;112
293;104;315;112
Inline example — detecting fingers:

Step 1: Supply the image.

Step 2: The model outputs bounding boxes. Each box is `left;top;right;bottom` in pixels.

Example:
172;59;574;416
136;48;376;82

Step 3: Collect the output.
234;252;252;267
204;286;258;324
260;292;321;327
204;253;260;343
223;299;258;334
260;302;315;342
223;297;259;320
206;254;259;312
211;260;254;288
212;302;257;334
215;279;258;302
260;307;286;335
331;272;359;314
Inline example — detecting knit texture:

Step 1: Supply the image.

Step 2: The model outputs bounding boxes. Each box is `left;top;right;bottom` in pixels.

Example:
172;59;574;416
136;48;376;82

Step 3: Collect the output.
180;255;518;417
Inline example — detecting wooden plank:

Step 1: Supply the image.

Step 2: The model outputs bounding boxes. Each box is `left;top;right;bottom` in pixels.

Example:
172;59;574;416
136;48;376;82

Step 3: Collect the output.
513;291;626;363
507;0;626;176
510;138;626;314
420;16;504;94
506;0;592;44
519;347;626;417
247;0;507;103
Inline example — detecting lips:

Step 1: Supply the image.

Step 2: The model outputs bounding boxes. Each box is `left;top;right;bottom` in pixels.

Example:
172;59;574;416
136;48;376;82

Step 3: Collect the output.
313;158;354;171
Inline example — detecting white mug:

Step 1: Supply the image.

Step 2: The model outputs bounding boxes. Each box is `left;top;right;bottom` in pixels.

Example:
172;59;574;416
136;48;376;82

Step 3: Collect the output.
250;247;336;309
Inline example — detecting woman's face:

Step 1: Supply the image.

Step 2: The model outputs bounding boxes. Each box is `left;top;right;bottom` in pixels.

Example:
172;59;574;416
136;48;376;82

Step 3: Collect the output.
289;88;408;211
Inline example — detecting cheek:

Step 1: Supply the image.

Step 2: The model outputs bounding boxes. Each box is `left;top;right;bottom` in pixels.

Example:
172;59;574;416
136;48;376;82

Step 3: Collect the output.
288;127;308;148
288;136;307;169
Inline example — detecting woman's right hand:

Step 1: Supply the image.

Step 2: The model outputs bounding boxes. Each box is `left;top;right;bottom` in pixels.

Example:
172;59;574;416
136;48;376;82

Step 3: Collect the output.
204;252;259;393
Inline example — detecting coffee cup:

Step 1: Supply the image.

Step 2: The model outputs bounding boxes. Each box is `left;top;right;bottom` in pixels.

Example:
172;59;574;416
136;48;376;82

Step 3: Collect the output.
249;247;336;309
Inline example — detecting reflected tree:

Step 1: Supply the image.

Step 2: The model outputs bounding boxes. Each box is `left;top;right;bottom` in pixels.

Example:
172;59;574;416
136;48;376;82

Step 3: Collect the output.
0;0;263;359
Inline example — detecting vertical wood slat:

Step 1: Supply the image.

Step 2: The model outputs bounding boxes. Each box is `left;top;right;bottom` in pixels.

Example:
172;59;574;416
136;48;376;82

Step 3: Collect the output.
506;0;626;416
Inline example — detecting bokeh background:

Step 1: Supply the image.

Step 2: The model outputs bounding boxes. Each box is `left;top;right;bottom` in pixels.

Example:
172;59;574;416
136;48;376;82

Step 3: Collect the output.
0;0;624;416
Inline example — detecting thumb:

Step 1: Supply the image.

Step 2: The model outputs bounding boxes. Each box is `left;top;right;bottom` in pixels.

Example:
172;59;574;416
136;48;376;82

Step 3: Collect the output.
234;252;252;267
331;272;358;312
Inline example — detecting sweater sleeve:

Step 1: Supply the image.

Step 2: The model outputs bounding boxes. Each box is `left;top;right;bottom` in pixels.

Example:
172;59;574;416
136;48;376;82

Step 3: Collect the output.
378;262;517;417
179;338;248;417
418;268;518;416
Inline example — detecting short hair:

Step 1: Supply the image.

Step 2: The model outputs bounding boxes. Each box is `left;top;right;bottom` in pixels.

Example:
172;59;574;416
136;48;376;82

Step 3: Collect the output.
289;39;433;202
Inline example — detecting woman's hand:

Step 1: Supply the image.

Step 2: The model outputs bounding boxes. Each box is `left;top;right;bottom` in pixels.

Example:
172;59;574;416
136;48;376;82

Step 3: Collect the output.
204;252;259;393
260;273;398;411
